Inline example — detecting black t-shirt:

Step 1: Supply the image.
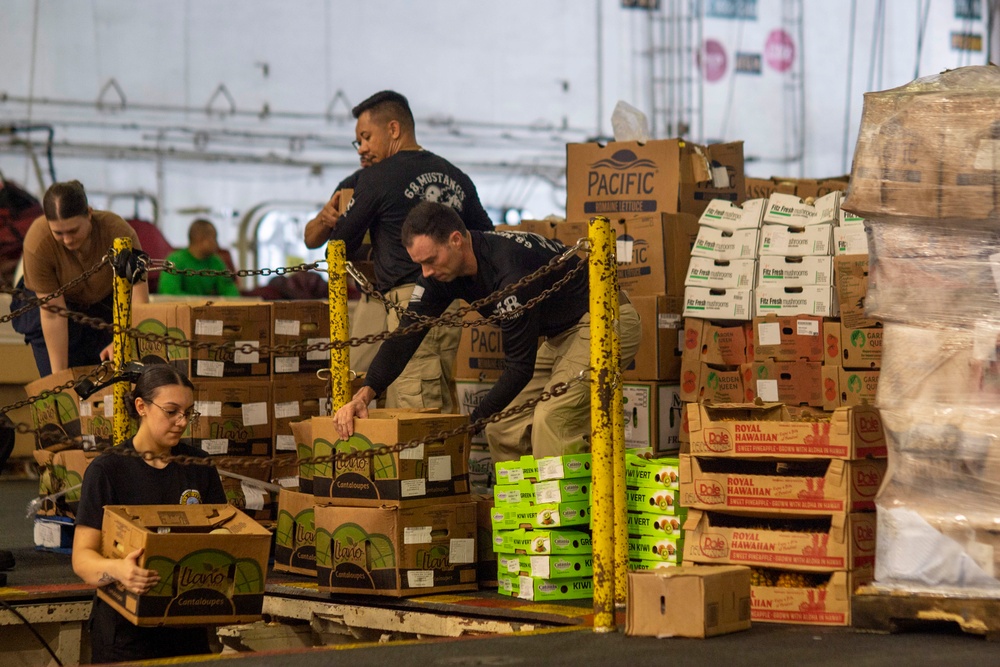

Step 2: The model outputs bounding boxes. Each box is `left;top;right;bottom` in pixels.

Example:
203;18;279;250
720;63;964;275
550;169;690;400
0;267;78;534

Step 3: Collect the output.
364;230;589;422
328;150;494;291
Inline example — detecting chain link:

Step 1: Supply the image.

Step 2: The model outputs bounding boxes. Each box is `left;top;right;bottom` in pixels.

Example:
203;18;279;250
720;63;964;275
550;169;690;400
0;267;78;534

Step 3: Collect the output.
150;259;327;280
0;254;112;324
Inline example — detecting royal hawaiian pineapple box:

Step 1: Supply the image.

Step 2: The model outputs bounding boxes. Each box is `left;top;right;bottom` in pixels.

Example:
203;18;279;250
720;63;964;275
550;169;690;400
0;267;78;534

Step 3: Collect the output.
314;502;478;597
310;411;470;506
273;489;317;576
98;504;271;626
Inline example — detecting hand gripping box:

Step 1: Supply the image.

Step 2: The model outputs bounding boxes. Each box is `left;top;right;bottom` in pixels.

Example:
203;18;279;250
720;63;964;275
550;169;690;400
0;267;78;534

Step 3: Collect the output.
311;411;470;506
314;502;478;597
98;504;271;626
626;566;752;638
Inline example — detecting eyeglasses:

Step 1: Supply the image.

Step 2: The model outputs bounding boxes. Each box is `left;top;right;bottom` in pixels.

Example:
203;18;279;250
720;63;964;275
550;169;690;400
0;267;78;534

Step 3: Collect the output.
351;140;362;150
147;401;200;424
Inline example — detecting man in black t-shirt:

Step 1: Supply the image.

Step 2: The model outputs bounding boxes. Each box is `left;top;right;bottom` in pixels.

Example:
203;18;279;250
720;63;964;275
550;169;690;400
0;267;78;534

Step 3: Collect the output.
305;91;494;413
333;201;642;462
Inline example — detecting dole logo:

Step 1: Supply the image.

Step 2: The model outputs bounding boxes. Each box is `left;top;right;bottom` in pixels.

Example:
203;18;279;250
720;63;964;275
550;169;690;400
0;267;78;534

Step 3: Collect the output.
695;480;725;504
852;467;883;497
704;429;732;452
854;523;876;551
856;413;884;443
700;533;728;558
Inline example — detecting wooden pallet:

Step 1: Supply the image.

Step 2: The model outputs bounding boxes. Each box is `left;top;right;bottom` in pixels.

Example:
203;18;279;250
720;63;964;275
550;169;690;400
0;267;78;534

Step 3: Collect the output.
853;585;1000;641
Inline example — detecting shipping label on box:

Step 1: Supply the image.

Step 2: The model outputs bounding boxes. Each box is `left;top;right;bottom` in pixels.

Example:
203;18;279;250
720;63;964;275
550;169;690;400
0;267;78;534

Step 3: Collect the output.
683;286;753;321
493;480;535;507
273;489;316;576
758;256;833;288
756;285;835;318
833;255;878;329
751;568;873;627
685;402;886;459
455;311;506;380
682;510;877;573
271;300;330;376
191;380;272;457
314;502;478;597
752;314;824;362
763;192;840;227
691;226;759;261
272;375;327;454
685;257;756;289
698;198;765;232
680;455;886;515
834;226;869;255
626;566;752;638
748;360;824;408
495;455;538;485
311;411;470;506
98;504;271;626
759;224;833;257
622;295;683;381
681;318;751;366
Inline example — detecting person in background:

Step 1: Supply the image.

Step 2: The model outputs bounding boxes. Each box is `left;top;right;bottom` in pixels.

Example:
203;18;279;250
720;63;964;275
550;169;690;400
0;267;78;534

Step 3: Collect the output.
72;364;225;663
18;180;149;376
304;90;494;413
158;219;240;297
334;201;642;462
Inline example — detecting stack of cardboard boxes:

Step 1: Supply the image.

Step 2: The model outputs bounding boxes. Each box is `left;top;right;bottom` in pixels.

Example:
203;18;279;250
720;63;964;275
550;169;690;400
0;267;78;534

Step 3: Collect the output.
625;453;685;570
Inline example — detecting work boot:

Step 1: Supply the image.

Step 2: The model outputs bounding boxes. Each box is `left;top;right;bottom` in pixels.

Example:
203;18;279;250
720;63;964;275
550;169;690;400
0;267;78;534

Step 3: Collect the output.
0;549;14;571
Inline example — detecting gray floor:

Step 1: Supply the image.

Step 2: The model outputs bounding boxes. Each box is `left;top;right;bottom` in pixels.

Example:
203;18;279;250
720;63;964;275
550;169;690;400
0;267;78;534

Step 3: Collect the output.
3;477;1000;666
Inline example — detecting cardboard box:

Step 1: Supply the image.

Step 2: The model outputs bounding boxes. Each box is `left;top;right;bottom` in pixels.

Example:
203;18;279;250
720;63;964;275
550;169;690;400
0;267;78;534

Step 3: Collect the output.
220;474;275;523
626;566;752;638
682;510;877;572
191;380;272;456
823;322;882;369
0;383;35;459
534;478;591;504
626;486;683;515
832;255;877;329
131;303;271;380
691;226;759;261
685;257;757;290
745;177;797;200
456;380;493;447
26;367;95;449
566;139;744;219
273;489;317;576
758;256;833;288
821;367;880;411
492;527;592;555
493;480;535;507
472;494;498;587
495;455;538;485
755;285;835;318
622;296;683;381
606;213;700;297
311;411;470;506
747;177;848;202
751;568;872;626
500;554;594;579
31;448;97;517
623;383;683;453
537;453;592;480
679;360;752;404
271;376;327;454
698;198;765;232
833;226;869;255
679;455;887;515
685;402;886;459
455;312;506;380
314;502;478;597
752;315;825;362
683;287;754;321
762;192;840;227
468;445;494;495
759;224;833;257
627;511;683;539
77;384;126;450
497;572;594;601
271;300;330;376
748;360;824;407
681;318;751;366
625;453;680;491
98;504;270;626
290;420;314;494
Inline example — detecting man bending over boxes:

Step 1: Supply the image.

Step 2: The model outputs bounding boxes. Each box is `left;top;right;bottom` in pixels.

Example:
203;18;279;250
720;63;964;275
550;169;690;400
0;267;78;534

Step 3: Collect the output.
333;201;641;461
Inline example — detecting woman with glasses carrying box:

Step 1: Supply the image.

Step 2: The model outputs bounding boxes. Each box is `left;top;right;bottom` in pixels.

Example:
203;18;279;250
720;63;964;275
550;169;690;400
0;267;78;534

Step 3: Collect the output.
72;364;225;663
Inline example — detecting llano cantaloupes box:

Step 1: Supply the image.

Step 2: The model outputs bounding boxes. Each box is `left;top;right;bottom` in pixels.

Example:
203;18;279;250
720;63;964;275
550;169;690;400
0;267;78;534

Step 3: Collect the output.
31;448;98;517
26;366;96;449
314;502;478;597
311;411;470;506
98;504;270;627
289;419;314;494
273;489;316;577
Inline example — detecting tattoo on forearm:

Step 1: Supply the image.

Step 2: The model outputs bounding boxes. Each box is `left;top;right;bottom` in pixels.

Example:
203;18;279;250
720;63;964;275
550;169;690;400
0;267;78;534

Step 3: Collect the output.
98;572;116;586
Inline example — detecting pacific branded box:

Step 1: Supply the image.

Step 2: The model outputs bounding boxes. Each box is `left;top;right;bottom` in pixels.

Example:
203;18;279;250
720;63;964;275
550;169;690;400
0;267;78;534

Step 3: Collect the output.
191;380;272;457
97;504;271;626
270;300;330;376
455;311;505;380
682;510;877;573
271;375;327;454
566;139;745;219
679;455;887;515
604;213;701;297
314;502;478;597
622;295;683;381
685;402;886;460
273;489;317;577
626;566;752;638
311;411;470;506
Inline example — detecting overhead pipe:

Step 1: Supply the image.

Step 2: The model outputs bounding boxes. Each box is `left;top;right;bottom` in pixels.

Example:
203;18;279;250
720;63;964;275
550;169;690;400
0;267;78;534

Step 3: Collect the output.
1;123;56;183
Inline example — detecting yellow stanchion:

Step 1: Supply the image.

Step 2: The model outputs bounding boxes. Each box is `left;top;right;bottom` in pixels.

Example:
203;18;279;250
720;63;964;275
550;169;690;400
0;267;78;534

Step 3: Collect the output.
610;248;628;606
327;240;351;408
589;215;616;632
112;237;135;446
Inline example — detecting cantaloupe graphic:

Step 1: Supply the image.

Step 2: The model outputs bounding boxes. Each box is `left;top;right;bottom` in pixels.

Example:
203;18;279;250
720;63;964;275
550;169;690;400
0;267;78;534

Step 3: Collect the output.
335;434;397;479
275;510;295;549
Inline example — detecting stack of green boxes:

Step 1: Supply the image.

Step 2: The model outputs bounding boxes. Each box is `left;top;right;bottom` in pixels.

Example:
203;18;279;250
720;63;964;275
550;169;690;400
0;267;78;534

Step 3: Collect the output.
492;454;594;601
625;453;686;570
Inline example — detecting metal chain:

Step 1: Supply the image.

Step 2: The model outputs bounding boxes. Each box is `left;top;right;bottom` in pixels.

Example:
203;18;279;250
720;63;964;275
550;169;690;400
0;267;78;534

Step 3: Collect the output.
0;362;115;417
149;258;327;279
0;254;112;324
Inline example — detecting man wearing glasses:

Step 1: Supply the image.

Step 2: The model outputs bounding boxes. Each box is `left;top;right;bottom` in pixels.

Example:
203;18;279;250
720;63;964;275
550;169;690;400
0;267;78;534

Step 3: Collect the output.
304;90;494;413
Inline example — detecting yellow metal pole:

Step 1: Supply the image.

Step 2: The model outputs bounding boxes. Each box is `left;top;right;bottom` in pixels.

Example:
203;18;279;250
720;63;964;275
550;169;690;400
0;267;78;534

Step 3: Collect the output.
589;215;616;633
112;236;134;446
327;240;350;408
610;234;628;606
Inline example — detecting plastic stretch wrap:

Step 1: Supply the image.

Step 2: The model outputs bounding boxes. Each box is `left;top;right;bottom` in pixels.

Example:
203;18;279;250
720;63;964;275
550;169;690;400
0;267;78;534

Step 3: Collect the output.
843;64;1000;223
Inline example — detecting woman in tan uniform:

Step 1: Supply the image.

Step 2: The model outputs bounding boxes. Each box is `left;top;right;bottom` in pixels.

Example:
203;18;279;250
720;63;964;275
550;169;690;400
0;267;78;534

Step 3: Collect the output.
16;180;149;376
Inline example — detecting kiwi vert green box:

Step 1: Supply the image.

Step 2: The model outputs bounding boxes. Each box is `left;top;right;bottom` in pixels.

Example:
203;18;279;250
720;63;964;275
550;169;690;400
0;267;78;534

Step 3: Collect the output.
627;510;686;539
625;486;683;515
517;501;590;529
496;572;594;601
314;501;478;597
499;554;593;579
493;480;536;506
495;456;538;485
536;453;592;481
98;504;271;627
490;505;523;531
273;489;316;577
628;534;684;563
625;454;680;491
506;528;592;555
628;559;678;572
533;478;592;504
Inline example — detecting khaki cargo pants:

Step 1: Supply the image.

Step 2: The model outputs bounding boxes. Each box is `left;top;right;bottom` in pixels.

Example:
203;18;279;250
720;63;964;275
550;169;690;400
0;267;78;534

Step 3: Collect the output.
349;284;459;413
485;301;641;462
